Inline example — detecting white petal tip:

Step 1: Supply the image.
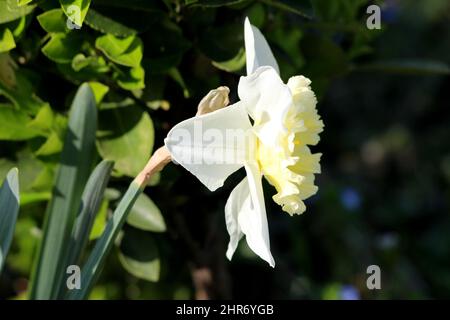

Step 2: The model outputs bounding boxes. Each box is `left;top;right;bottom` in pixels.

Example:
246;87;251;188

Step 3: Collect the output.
226;248;235;261
263;256;275;268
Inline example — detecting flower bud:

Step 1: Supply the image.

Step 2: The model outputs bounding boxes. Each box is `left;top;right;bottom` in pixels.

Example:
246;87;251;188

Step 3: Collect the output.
196;86;230;116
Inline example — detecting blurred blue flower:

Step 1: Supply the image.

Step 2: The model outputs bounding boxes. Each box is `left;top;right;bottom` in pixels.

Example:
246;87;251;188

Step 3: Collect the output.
340;285;360;300
340;187;361;211
382;0;400;23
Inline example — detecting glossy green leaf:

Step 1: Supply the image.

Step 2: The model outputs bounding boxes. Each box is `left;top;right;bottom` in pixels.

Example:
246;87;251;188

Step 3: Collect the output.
30;166;55;192
37;9;68;34
0;28;16;53
95;34;143;68
34;131;64;156
0;0;35;24
27;104;54;133
60;0;92;27
127;193;166;232
30;83;97;300
118;226;160;282
42;33;82;64
71;54;109;72
88;81;109;104
97;105;154;177
0;106;42;140
0;150;48;194
17;0;33;5
9;15;28;38
0;168;20;273
114;65;145;90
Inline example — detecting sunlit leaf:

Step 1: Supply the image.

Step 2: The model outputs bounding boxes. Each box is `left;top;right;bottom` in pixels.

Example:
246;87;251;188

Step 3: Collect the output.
0;28;16;53
95;34;143;68
88;81;109;104
0;106;43;140
0;0;35;24
37;9;68;34
114;65;145;91
60;0;92;27
42;33;82;64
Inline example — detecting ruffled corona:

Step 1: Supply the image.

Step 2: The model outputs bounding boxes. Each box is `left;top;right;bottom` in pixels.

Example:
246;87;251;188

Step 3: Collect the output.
257;75;324;215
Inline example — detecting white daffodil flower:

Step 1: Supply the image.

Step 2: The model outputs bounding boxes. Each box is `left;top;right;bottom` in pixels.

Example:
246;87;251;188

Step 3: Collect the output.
165;18;324;267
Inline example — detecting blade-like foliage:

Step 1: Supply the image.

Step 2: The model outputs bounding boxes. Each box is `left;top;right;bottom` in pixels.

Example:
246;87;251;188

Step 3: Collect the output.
58;160;114;297
30;84;97;300
0;168;20;273
67;181;142;300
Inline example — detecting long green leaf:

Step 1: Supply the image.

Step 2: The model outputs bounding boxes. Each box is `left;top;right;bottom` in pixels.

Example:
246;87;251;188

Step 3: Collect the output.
30;84;97;300
67;181;142;300
0;168;20;273
59;160;114;297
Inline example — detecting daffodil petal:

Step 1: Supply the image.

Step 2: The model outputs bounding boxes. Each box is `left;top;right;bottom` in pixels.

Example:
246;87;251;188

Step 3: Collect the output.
227;162;275;267
225;177;247;260
164;102;253;191
238;66;292;148
244;17;279;75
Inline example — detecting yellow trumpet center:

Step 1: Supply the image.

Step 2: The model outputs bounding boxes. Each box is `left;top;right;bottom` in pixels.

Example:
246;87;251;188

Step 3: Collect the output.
256;75;324;215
